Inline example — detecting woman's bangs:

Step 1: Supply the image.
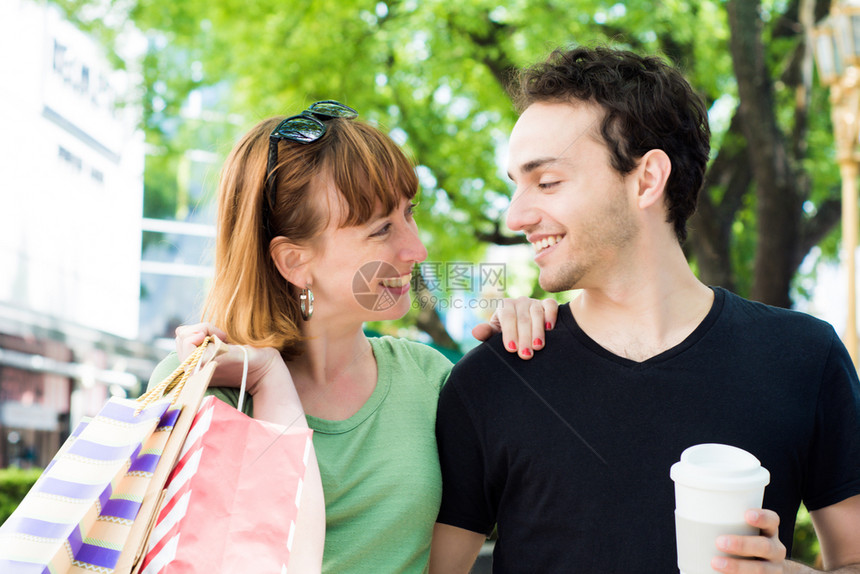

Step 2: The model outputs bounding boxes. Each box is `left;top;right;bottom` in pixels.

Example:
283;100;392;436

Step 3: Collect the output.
328;122;418;227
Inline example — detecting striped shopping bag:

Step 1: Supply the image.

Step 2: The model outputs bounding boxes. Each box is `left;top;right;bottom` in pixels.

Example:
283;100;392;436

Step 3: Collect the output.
0;337;220;574
0;396;174;574
70;408;182;573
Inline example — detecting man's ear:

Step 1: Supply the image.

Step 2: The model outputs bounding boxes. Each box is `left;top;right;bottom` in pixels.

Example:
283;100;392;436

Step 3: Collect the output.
636;149;672;210
270;237;314;287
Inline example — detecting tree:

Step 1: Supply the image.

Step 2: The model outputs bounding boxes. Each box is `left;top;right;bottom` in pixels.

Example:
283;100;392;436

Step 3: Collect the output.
55;0;845;347
720;0;841;306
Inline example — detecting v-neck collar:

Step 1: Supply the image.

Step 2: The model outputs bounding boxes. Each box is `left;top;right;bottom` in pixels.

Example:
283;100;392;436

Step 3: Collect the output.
558;287;725;369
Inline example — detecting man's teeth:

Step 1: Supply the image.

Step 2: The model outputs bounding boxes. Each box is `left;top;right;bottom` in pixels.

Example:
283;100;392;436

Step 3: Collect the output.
381;273;411;288
533;235;563;253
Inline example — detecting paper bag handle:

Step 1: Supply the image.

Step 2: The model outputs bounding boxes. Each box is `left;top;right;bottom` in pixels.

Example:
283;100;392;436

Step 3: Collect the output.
136;336;222;414
237;345;249;413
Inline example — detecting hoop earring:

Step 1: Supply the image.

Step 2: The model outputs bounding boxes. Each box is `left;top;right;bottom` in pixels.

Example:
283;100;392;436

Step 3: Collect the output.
300;286;314;321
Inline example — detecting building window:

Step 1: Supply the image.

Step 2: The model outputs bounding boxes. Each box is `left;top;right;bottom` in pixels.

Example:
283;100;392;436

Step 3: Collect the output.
52;39;66;75
80;65;90;94
58;146;82;172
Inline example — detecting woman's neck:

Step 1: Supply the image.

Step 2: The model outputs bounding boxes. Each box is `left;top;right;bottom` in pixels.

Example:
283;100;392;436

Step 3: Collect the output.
288;325;378;420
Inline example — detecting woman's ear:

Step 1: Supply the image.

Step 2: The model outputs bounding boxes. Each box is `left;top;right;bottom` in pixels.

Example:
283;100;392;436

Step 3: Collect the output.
270;237;314;287
636;149;672;210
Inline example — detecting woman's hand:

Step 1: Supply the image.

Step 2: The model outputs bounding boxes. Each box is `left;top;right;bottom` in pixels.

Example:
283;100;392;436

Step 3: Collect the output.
471;297;559;360
174;323;282;395
174;322;228;362
174;323;307;427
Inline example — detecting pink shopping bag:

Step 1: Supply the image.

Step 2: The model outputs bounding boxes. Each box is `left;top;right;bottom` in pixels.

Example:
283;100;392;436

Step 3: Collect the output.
139;395;314;574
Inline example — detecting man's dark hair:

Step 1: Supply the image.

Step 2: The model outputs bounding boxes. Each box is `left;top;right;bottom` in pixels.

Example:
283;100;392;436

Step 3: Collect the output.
512;45;711;243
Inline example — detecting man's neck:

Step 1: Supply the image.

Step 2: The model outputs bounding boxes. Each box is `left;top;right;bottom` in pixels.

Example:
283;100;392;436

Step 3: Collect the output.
570;258;714;362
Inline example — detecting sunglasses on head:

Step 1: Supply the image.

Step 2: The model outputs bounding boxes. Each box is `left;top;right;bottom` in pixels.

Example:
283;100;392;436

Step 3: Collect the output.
263;100;358;237
266;100;358;180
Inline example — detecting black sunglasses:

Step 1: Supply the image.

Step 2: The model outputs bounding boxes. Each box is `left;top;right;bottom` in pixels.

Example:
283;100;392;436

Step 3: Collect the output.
263;100;358;237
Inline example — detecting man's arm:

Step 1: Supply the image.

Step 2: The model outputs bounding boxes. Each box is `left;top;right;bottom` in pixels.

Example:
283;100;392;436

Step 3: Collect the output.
809;493;860;572
429;523;486;574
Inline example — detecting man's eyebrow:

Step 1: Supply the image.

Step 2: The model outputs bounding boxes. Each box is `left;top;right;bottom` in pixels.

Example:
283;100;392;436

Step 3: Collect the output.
507;156;561;181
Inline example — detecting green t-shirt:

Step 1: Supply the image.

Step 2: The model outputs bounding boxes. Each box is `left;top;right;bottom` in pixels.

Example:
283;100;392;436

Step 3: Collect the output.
147;336;452;573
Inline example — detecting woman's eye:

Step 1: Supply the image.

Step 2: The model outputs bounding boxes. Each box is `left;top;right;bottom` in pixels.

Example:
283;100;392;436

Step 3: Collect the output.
371;223;392;237
538;181;559;190
406;202;418;217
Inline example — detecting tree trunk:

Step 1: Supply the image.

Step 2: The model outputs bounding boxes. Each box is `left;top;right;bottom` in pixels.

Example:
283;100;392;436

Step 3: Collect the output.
413;272;460;351
689;110;753;291
727;0;802;308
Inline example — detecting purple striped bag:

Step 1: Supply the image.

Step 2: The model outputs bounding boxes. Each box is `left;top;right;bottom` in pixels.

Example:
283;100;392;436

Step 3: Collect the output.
0;337;218;574
0;397;175;574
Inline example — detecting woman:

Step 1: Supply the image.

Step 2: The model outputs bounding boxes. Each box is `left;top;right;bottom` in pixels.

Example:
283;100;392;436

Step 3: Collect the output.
151;101;556;572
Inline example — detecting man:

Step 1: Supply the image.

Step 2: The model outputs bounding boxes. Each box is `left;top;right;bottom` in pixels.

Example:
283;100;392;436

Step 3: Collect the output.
431;46;860;573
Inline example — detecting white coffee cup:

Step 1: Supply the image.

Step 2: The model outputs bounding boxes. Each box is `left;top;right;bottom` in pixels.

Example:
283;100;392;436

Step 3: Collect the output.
670;443;770;574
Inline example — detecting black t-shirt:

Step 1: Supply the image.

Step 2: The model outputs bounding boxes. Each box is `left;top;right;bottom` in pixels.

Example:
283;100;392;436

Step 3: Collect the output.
436;287;860;573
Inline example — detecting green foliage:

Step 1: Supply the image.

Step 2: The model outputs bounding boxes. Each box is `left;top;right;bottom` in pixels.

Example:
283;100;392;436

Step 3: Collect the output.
143;153;180;220
50;0;843;313
54;0;724;257
731;191;758;298
792;504;821;567
0;467;42;524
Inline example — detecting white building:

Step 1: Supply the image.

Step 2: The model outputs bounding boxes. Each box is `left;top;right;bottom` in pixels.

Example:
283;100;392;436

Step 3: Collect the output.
0;0;143;338
0;0;156;467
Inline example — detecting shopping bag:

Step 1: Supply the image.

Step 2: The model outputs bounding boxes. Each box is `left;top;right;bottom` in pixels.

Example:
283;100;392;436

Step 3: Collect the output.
139;394;315;574
0;338;219;574
0;395;172;574
114;344;224;574
68;407;183;574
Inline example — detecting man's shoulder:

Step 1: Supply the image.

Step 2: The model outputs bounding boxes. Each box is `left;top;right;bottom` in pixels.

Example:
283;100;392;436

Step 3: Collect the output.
718;287;837;338
460;332;508;362
451;332;512;375
711;288;842;367
447;324;577;393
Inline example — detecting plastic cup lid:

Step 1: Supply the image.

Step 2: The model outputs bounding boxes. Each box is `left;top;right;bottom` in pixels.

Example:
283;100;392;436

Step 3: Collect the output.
670;443;770;491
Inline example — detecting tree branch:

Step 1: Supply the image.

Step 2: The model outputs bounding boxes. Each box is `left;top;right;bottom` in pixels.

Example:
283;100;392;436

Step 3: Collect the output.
796;198;842;267
475;221;528;246
688;108;752;290
445;12;517;91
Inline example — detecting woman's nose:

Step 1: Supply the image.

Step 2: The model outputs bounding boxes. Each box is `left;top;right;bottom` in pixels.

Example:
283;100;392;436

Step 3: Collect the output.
400;223;427;264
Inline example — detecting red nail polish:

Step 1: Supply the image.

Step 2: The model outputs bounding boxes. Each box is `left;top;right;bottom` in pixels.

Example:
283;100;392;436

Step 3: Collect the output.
545;322;552;330
508;341;517;351
534;338;543;347
522;348;532;357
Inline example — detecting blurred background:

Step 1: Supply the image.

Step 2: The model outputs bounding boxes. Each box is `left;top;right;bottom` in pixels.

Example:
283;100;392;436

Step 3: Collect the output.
0;0;855;564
